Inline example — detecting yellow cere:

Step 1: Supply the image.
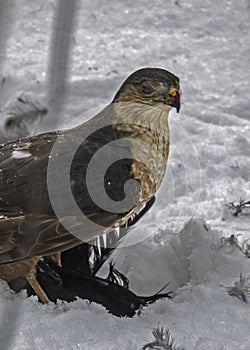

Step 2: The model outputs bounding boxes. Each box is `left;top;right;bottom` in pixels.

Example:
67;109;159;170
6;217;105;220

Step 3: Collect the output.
169;87;177;97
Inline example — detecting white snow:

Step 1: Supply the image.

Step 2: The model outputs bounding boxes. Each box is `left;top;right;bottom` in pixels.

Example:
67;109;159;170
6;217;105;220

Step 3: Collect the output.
0;0;250;349
11;150;31;159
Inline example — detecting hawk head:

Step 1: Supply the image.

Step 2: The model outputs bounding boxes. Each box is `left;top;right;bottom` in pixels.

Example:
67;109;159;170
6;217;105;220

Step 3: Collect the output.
113;67;180;113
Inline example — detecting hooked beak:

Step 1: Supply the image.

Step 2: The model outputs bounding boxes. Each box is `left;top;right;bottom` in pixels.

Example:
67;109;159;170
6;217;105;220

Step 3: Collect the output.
166;88;180;113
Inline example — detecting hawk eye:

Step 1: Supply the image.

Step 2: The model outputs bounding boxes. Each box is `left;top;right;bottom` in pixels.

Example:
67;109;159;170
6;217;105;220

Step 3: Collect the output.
141;83;154;95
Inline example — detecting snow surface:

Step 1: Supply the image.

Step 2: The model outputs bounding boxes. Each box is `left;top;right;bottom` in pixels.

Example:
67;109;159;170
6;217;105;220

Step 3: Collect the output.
0;0;250;349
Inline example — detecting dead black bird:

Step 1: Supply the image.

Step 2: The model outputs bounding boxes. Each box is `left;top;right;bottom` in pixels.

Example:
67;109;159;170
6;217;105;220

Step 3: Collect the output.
9;241;172;317
0;67;180;303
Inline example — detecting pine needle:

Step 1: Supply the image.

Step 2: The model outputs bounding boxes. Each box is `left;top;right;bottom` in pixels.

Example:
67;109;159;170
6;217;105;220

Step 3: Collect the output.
142;326;185;350
228;274;250;303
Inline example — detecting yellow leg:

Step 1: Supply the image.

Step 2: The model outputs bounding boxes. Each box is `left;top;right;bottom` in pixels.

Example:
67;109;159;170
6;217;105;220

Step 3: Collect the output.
51;253;62;267
26;272;49;304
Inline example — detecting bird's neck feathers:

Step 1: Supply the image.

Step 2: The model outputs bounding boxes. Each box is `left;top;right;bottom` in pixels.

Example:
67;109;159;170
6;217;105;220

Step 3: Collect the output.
111;101;171;203
112;101;171;138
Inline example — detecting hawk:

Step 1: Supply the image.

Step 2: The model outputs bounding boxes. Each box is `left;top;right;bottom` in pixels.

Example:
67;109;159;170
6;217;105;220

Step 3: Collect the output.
0;67;180;303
